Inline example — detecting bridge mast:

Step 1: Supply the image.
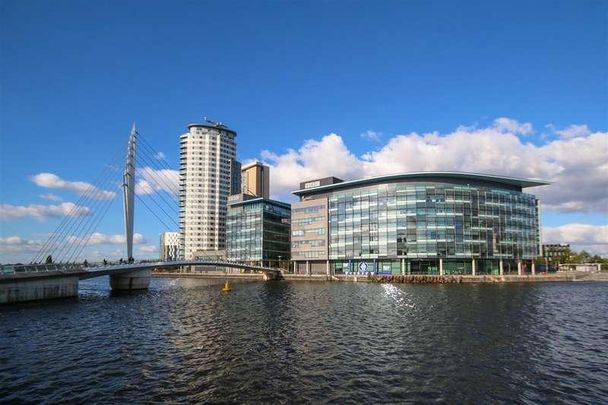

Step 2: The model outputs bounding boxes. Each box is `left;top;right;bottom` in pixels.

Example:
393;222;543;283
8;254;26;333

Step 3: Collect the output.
123;124;136;261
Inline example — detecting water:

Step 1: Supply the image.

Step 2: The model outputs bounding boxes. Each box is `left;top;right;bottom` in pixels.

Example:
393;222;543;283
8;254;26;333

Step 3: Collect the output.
1;278;607;403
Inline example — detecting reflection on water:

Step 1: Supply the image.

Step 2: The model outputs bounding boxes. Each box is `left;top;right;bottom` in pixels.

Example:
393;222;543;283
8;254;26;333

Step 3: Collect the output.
1;277;607;403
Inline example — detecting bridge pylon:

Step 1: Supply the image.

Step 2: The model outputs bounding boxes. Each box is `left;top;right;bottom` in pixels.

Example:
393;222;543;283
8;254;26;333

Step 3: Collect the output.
110;124;151;291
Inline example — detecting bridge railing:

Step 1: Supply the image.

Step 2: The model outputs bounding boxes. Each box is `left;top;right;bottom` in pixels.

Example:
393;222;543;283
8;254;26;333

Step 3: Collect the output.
0;263;86;275
0;259;283;276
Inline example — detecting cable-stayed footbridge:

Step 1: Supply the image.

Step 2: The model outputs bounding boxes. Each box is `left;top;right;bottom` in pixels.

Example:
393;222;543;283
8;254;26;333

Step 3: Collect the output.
0;126;282;304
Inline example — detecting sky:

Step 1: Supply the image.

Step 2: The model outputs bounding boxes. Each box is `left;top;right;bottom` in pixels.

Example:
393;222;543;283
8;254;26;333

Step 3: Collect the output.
1;0;607;262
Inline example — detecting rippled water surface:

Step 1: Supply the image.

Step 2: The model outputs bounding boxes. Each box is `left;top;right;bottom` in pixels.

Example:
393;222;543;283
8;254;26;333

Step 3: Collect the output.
1;278;607;403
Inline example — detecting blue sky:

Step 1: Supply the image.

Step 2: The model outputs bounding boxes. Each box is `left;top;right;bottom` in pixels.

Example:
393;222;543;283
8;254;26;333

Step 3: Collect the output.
1;0;607;262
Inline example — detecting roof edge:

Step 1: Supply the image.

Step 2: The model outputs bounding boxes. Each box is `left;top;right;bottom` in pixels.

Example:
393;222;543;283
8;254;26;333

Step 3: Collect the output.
292;171;551;195
228;196;291;209
187;123;237;134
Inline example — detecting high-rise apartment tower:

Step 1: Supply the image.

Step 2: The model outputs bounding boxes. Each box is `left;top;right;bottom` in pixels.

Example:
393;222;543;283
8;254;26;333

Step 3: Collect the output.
179;120;238;259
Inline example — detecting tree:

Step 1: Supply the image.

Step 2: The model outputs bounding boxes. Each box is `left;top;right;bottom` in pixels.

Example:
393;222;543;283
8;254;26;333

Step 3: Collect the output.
570;250;592;264
555;247;573;264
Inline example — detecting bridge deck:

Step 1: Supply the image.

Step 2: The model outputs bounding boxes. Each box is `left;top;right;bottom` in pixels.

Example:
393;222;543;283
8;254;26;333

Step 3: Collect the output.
0;261;282;282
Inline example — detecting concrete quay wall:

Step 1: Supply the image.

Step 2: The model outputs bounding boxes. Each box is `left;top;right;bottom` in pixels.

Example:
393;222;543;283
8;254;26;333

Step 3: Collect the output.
265;273;579;283
0;276;79;304
363;274;577;284
155;273;579;283
152;272;265;281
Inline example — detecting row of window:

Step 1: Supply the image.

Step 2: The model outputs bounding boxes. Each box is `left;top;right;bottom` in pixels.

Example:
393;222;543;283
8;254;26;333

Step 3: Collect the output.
292;227;326;236
292;239;325;248
292;205;325;214
293;216;325;226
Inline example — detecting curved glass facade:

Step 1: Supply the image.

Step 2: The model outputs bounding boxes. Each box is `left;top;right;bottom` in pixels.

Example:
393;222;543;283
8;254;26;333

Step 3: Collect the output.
292;174;544;276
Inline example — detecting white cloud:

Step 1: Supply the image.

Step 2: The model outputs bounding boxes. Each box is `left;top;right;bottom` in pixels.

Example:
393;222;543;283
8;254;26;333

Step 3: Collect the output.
555;124;591;139
0;233;149;263
84;249;124;261
31;173;116;200
256;119;608;213
360;130;382;142
0;236;44;255
154;151;166;160
0;236;25;245
493;117;533;135
135;167;179;196
135;179;155;195
260;133;364;195
137;244;158;253
0;202;91;221
543;224;608;256
40;193;62;202
66;232;145;246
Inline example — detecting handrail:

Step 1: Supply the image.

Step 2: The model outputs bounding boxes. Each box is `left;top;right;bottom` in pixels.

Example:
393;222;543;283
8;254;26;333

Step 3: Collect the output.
1;260;282;276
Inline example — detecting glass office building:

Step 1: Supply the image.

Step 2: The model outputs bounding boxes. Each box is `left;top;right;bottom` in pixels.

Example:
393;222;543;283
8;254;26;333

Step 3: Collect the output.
226;197;291;266
291;172;548;276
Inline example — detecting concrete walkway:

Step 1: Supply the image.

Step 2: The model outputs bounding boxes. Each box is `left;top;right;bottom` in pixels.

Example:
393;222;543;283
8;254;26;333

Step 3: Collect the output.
151;272;608;284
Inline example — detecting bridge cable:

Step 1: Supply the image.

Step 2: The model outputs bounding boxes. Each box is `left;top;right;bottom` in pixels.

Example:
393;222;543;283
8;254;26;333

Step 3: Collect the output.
50;154;123;263
134;150;179;201
134;192;178;231
134;145;180;199
49;160;121;262
123;160;180;229
134;187;180;229
58;132;177;263
53;165;122;263
31;159;118;263
57;184;119;264
131;135;181;222
134;154;180;216
31;147;124;263
34;149;123;262
129;156;181;228
33;130;181;265
68;196;117;264
136;133;181;192
134;132;180;195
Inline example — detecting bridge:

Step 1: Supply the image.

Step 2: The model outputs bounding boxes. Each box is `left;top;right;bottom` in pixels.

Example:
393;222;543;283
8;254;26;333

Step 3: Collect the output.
1;261;282;279
0;125;283;304
0;261;283;304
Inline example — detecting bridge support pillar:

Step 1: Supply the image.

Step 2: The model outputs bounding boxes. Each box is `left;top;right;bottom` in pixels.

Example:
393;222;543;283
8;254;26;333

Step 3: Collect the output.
1;276;79;304
110;269;151;290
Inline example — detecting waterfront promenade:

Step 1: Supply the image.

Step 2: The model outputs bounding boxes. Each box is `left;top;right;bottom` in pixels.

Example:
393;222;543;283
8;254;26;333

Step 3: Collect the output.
152;270;608;283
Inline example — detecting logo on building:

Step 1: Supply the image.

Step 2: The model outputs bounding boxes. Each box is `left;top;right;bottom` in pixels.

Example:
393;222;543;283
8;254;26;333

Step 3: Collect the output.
358;261;368;273
304;180;321;189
